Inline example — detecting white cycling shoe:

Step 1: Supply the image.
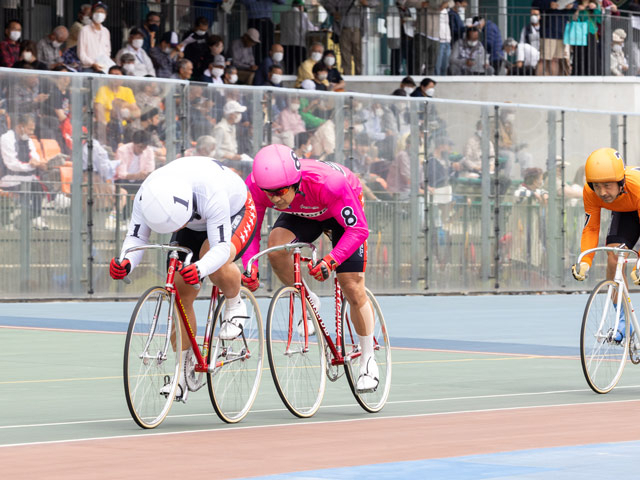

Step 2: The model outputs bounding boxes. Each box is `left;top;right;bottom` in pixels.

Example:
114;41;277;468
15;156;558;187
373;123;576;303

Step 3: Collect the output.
297;291;320;337
219;299;247;340
356;357;379;393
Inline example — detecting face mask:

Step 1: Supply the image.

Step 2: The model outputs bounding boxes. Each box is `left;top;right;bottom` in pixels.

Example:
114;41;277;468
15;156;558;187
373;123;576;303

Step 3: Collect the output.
613;44;623;53
52;40;62;48
476;130;483;137
211;67;224;78
123;64;135;74
530;15;539;24
425;88;435;97
316;72;328;81
22;51;33;62
354;103;363;112
457;7;465;20
19;133;29;141
93;12;106;24
163;47;172;54
272;51;284;63
196;29;207;36
131;38;144;49
148;24;159;33
324;56;335;67
310;51;322;62
81;15;92;25
290;103;300;111
375;108;384;117
9;30;21;42
229;74;238;84
505;114;516;123
468;40;478;47
404;86;413;95
270;73;283;84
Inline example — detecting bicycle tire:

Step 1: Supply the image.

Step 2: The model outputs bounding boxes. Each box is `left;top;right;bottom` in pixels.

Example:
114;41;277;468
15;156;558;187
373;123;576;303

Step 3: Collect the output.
207;287;264;423
341;288;392;413
266;286;326;418
580;279;629;394
123;286;181;429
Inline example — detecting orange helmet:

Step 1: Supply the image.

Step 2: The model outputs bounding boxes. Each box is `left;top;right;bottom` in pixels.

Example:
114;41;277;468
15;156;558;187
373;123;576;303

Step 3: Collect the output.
585;148;625;188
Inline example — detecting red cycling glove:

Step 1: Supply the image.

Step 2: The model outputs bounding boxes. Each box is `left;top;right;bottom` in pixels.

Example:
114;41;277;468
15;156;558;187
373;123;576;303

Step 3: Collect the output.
308;254;338;281
109;258;131;279
179;263;201;285
241;264;260;291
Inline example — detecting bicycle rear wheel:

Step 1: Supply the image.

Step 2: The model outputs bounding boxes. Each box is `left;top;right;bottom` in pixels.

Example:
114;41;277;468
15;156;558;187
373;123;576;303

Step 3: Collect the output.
580;280;629;394
124;286;181;429
207;287;264;423
266;286;326;418
341;288;392;412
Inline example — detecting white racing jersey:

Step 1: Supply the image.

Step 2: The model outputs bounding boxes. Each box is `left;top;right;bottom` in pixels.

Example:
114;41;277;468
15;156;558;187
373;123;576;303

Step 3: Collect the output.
121;156;248;276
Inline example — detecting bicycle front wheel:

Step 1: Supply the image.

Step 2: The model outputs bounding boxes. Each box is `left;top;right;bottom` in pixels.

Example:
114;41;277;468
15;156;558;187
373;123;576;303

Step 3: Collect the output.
266;286;326;418
341;288;392;413
581;280;629;394
207;287;264;423
124;286;181;429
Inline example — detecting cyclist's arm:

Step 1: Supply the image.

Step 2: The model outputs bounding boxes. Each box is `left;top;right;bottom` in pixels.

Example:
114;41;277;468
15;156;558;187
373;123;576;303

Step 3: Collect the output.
241;180;268;270
324;175;369;265
580;189;601;267
120;203;152;271
196;196;232;277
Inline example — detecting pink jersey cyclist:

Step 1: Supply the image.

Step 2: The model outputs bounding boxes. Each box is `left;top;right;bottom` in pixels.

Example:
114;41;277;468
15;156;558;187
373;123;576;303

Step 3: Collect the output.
242;157;369;272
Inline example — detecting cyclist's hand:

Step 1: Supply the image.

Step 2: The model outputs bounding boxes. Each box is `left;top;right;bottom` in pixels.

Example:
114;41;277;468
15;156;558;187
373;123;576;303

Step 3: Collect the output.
179;263;201;285
242;264;259;291
308;254;338;281
632;268;640;285
571;262;589;281
109;258;131;279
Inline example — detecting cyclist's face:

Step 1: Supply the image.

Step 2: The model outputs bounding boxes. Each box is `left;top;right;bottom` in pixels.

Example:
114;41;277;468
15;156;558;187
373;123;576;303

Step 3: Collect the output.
266;186;296;209
592;182;622;203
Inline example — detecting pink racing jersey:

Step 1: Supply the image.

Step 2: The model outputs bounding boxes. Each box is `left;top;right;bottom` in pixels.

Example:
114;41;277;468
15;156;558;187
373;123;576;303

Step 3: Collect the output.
242;159;369;268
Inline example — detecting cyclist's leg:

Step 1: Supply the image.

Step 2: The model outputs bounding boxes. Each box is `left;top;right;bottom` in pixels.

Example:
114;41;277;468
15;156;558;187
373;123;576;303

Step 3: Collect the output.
605;211;640;286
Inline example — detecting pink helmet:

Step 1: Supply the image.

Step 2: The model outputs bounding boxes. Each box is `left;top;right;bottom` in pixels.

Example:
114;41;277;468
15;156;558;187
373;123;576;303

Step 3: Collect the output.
252;144;302;190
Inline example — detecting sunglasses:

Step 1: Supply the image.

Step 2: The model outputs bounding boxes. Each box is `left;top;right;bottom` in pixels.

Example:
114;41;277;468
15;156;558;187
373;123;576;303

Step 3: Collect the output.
261;186;292;197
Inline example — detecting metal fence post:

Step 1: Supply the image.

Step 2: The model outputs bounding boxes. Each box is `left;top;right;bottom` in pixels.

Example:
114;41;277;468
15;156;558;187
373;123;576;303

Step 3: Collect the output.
19;182;31;289
70;75;87;296
480;106;491;285
164;83;177;163
334;95;345;165
346;96;355;171
422;101;430;290
610;114;619;151
263;89;273;147
623;114;628;161
560;110;566;289
252;89;264;155
546;109;559;286
493;105;501;289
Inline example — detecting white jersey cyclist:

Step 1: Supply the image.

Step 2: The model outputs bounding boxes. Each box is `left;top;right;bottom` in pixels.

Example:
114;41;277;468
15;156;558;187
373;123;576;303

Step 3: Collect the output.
121;156;249;278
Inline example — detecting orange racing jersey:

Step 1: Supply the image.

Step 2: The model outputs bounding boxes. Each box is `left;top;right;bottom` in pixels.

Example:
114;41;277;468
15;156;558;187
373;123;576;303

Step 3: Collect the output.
581;168;640;266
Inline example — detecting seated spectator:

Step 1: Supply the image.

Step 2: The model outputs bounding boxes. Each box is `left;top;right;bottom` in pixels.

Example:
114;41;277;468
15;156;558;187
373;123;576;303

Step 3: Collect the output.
184;134;217;157
460;120;495;179
199;54;225;83
322;50;346;92
37;26;68;70
173;58;193;80
13;41;47;70
60;45;82;71
140;11;161;53
116;28;155;77
213;100;246;163
40;66;72;153
611;28;628;77
7;69;49;118
295;42;324;88
280;0;318;74
93;65;141;150
223;65;238;84
0;113;49;229
149;31;182;79
77;1;112;73
519;8;541;52
180;16;210;67
230;28;260;84
135;82;164;118
391;76;416;96
68;4;92;49
514;167;548;204
387;133;424;200
192;34;225;80
410;77;436;98
427;135;456;208
114;129;155;190
311;62;329;91
253;43;284;86
0;19;22;67
272;99;305;148
502;37;539;76
264;64;284;87
188;85;215;141
449;28;490;75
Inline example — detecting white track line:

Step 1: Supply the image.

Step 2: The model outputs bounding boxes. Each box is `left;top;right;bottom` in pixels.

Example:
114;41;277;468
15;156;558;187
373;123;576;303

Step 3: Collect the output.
1;385;639;431
2;398;640;449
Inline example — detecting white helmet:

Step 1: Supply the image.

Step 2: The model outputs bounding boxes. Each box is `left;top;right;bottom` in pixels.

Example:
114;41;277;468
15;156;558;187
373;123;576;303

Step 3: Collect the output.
137;173;193;233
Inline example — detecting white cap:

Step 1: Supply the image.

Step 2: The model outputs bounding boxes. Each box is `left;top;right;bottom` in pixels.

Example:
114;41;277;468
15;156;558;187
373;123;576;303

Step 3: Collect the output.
301;79;316;90
223;100;247;115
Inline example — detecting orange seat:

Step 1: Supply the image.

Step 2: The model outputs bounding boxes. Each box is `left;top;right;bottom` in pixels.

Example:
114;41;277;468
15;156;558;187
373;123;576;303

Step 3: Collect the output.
40;138;62;161
58;165;72;195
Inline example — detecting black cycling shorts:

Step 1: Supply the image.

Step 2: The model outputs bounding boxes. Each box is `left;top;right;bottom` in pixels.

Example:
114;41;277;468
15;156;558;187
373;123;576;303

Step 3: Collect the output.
606;210;640;249
272;212;367;273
